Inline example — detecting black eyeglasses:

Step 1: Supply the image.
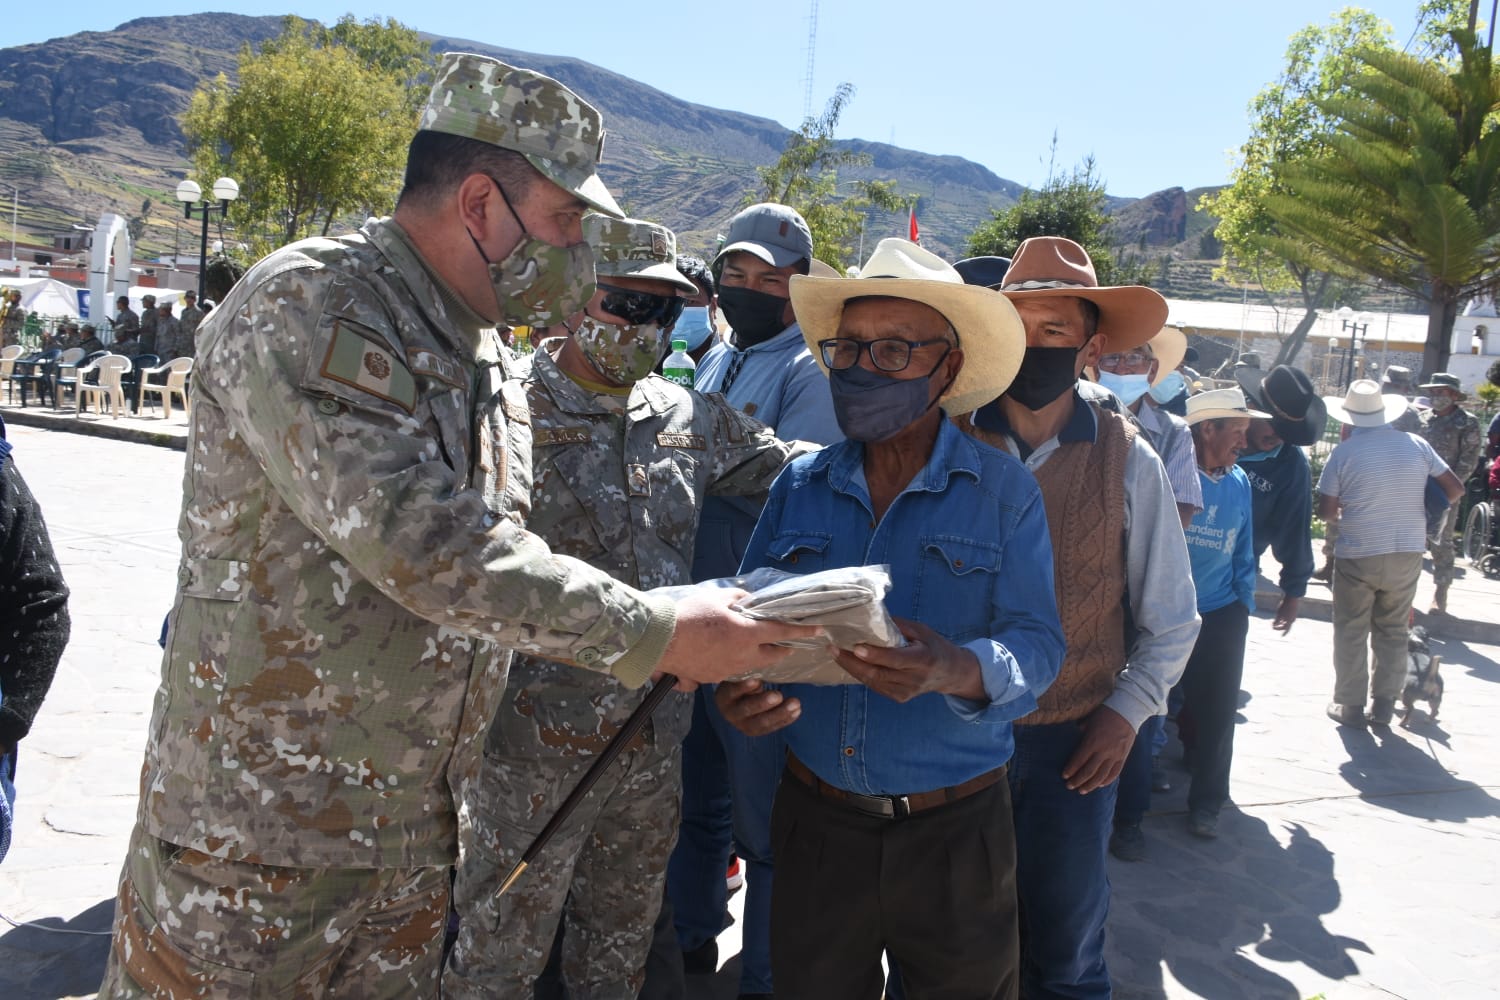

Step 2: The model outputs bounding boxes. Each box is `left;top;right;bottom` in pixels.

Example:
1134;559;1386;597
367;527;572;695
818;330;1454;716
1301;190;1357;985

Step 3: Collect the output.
818;337;952;372
596;284;686;328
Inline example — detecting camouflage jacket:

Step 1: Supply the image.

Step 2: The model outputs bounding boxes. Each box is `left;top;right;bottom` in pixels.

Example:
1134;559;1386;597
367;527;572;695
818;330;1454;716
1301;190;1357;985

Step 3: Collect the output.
491;346;803;758
178;305;204;355
141;218;675;869
1421;405;1482;479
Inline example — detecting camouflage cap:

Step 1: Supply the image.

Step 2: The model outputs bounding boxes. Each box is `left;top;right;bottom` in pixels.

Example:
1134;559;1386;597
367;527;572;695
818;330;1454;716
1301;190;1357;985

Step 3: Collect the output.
585;215;698;294
420;52;623;218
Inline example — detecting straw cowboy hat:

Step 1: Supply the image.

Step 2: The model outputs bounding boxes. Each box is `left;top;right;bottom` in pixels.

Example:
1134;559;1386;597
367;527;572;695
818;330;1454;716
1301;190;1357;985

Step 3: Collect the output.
1234;364;1328;447
1185;387;1269;425
790;238;1026;415
998;236;1169;351
1145;326;1187;386
1323;379;1409;427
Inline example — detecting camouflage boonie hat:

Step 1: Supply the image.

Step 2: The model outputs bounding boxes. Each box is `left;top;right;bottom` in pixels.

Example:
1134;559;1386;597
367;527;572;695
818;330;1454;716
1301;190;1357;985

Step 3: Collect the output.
585;215;697;294
420;52;623;218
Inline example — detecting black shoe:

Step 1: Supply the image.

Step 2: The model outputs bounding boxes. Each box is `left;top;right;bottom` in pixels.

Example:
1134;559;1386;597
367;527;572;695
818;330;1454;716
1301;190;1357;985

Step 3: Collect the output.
1311;561;1333;583
1187;809;1219;839
1109;822;1146;862
682;939;718;976
1369;697;1396;726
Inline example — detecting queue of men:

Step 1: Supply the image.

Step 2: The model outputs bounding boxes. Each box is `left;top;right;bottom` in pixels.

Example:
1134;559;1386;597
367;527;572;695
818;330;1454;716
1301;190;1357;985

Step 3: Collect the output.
95;49;1476;1000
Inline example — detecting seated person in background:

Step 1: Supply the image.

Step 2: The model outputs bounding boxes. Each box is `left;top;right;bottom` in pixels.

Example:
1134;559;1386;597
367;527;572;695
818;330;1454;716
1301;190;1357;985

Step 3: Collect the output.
76;325;106;355
717;239;1063;1000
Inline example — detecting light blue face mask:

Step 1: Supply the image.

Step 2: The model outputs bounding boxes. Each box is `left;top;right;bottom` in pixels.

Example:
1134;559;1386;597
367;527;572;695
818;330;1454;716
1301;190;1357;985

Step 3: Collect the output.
1096;371;1151;406
671;306;715;352
1237;443;1282;463
1149;370;1187;404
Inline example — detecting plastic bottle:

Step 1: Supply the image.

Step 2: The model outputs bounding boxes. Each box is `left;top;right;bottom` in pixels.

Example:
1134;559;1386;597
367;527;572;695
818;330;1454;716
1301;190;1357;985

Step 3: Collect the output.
662;338;695;388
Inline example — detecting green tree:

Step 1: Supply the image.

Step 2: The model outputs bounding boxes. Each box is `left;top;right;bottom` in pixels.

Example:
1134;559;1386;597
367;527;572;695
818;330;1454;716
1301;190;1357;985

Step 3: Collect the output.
1264;26;1500;375
756;83;908;268
967;142;1150;287
182;16;430;252
1199;10;1391;367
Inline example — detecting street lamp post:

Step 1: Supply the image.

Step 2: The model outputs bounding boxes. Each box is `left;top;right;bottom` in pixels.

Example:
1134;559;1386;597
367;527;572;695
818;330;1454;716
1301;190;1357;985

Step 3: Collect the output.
1340;309;1370;389
175;177;238;300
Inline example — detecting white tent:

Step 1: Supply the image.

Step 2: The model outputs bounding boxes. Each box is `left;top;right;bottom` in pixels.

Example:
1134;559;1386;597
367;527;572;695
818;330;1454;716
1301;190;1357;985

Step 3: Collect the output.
5;276;82;320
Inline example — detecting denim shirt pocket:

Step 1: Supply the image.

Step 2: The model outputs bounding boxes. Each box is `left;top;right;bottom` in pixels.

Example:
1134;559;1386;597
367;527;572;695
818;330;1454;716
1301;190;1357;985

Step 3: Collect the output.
914;535;1002;643
763;531;833;575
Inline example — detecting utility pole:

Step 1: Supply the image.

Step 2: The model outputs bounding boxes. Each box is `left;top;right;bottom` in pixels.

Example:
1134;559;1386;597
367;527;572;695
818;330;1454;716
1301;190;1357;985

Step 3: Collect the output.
802;0;819;122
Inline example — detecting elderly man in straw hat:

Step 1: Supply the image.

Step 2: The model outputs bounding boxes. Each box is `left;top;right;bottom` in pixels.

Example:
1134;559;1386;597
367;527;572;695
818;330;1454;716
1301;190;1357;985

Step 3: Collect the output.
1416;372;1482;613
99;53;818;998
1318;380;1464;727
446;213;809;998
1177;387;1266;838
962;235;1199;998
717;238;1063;998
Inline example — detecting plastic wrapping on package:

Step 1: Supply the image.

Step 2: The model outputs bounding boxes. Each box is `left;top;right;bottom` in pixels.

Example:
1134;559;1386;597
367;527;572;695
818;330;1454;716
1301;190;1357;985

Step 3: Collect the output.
660;565;904;685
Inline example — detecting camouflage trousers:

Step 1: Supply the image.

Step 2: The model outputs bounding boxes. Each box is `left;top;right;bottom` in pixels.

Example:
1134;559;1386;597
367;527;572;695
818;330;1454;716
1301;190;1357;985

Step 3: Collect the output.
445;746;682;1000
98;825;449;999
1428;503;1460;587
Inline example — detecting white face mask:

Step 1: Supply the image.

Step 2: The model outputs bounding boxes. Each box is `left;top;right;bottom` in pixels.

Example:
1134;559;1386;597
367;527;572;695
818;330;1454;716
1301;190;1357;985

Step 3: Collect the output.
1097;371;1151;406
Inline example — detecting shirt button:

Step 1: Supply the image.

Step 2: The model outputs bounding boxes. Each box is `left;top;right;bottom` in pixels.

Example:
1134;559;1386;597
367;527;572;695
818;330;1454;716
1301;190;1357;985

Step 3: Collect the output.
578;647;601;665
787;554;798;564
843;746;855;757
954;559;964;568
868;519;876;529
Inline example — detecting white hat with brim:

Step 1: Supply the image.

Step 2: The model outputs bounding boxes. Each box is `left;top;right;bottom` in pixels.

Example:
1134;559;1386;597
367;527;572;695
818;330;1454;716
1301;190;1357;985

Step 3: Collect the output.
790;238;1025;416
1185;387;1270;425
1324;379;1411;426
1145;326;1187;386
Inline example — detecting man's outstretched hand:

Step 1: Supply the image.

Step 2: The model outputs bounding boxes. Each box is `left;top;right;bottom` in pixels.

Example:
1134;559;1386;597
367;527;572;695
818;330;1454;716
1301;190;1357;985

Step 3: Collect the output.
658;589;821;688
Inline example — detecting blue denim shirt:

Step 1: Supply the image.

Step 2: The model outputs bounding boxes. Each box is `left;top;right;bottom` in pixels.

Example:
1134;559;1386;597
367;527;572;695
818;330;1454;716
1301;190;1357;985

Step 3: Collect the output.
741;416;1064;795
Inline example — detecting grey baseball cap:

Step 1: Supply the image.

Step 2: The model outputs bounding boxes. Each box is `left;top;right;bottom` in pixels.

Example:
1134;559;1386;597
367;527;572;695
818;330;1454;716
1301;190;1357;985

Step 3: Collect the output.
714;203;813;270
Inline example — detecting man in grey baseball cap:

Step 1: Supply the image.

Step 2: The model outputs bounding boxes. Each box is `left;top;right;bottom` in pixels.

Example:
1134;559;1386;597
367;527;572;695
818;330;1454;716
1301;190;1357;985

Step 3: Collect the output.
100;52;819;1000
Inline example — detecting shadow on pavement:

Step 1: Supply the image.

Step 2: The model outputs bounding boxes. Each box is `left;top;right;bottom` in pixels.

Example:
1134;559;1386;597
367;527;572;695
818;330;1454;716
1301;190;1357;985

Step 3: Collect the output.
1432;635;1500;685
1336;725;1500;822
0;897;113;1000
1111;811;1369;1000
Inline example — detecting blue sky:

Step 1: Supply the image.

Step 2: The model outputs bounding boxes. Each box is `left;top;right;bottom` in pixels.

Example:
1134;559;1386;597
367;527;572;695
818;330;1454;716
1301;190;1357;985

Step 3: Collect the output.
7;2;1445;198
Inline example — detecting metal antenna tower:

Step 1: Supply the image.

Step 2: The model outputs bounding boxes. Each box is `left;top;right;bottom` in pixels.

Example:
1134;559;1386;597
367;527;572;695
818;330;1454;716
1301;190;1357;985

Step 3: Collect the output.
802;0;819;121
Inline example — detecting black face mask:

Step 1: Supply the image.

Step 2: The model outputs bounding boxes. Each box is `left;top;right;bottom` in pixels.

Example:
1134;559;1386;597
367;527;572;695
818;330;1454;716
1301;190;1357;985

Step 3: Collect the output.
1006;346;1081;411
718;285;790;348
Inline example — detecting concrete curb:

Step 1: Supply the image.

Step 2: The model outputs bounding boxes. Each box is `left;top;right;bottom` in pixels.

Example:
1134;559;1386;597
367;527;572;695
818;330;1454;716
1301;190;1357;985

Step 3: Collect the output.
0;405;187;451
1255;585;1500;645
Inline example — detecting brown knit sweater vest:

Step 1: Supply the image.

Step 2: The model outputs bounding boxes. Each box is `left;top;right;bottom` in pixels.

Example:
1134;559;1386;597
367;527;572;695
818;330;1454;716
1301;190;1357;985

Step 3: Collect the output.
961;403;1133;724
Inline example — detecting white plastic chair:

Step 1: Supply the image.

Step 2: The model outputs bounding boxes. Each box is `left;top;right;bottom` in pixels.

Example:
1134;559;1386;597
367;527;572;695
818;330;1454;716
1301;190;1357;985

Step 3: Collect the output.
76;354;133;419
0;345;22;403
138;356;193;419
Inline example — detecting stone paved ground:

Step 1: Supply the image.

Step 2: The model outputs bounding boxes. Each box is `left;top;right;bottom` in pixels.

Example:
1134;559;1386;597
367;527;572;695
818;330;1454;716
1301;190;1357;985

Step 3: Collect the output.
1;424;1497;999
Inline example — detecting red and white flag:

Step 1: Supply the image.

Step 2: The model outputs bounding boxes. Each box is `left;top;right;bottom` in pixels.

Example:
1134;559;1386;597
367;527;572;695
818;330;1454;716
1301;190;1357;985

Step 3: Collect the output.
908;202;921;245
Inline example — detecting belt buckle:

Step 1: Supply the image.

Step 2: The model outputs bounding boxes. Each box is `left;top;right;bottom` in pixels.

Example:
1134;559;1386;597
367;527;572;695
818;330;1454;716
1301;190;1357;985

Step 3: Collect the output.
890;795;911;819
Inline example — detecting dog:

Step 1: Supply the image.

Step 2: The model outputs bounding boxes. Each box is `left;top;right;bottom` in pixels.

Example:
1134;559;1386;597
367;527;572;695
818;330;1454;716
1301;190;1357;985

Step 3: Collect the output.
1402;625;1444;726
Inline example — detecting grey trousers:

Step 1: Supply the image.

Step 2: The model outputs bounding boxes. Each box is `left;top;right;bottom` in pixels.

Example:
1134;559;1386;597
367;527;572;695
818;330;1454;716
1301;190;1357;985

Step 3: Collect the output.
1332;552;1423;706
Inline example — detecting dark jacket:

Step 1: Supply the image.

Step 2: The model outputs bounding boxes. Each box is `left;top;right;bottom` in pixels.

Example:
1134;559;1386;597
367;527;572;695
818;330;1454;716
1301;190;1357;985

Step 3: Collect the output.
1238;442;1313;599
0;417;71;754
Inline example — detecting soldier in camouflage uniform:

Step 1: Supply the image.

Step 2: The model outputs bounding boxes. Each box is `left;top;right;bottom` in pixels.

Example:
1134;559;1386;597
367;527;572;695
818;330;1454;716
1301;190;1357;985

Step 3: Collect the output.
153;302;183;359
1419;373;1483;612
446;215;807;999
138;294;158;354
99;52;815;1000
177;290;204;359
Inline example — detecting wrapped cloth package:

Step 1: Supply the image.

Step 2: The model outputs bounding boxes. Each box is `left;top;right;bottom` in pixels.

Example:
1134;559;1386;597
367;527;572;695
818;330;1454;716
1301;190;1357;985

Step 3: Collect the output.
666;565;904;685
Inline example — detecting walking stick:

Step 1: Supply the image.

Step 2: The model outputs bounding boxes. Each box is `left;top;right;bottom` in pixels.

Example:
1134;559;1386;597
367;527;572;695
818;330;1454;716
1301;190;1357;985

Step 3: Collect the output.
497;674;680;895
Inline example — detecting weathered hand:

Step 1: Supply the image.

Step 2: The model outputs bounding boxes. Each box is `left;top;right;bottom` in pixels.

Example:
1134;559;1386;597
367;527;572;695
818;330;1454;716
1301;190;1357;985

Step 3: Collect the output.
660;590;821;687
832;617;985;703
1061;706;1136;793
715;679;801;737
1272;596;1300;634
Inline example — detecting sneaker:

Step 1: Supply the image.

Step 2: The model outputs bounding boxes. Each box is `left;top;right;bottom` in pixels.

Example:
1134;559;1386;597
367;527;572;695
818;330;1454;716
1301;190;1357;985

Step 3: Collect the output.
1369;697;1396;726
1150;760;1172;793
726;854;744;894
1109;822;1146;862
682;939;718;976
1187;809;1218;839
1326;702;1366;727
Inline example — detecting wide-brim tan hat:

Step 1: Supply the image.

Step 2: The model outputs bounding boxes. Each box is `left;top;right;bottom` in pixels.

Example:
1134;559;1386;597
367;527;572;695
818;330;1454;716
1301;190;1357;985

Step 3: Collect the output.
1145;326;1187;386
1185;387;1270;424
791;238;1025;415
1324;379;1410;426
999;236;1168;352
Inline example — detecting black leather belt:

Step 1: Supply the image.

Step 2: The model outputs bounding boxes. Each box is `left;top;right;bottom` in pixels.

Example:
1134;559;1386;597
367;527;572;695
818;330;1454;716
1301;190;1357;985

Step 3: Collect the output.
785;754;1006;820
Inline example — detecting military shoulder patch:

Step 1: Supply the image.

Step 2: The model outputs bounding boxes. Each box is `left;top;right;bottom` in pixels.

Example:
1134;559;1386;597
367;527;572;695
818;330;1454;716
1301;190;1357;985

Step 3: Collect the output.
320;320;418;413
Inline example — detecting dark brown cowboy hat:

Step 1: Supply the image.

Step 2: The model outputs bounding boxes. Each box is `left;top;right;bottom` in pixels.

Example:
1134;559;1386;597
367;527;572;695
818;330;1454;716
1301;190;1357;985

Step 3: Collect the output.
1235;364;1328;446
